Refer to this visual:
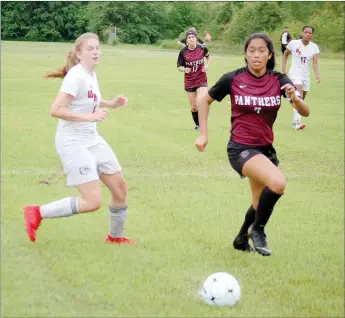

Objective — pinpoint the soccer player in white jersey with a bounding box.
[282,26,320,130]
[23,33,135,244]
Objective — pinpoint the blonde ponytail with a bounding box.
[44,32,99,79]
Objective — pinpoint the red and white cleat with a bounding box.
[24,205,42,242]
[104,234,136,245]
[292,121,306,130]
[295,123,306,130]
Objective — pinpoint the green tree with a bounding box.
[1,1,344,52]
[82,2,168,43]
[308,2,345,52]
[1,1,87,41]
[163,3,202,39]
[1,2,32,38]
[225,2,283,44]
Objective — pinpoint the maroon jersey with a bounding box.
[209,67,293,146]
[177,45,210,89]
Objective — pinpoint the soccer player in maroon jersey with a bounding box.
[177,29,213,130]
[195,33,310,256]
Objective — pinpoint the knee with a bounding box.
[119,180,128,200]
[190,99,198,112]
[113,179,128,202]
[268,177,286,194]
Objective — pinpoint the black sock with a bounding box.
[239,205,256,235]
[253,187,283,230]
[191,111,199,126]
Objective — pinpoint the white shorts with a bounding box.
[288,73,310,92]
[57,140,122,187]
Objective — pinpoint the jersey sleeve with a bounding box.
[314,44,320,55]
[60,71,83,97]
[177,50,185,67]
[203,47,210,58]
[286,40,294,52]
[208,73,233,102]
[277,73,300,99]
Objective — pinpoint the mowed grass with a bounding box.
[1,41,344,317]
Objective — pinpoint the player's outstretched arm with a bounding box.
[100,96,128,109]
[195,94,215,152]
[282,49,291,73]
[50,92,89,121]
[203,56,213,72]
[177,66,191,73]
[50,92,109,122]
[281,83,310,117]
[313,54,320,84]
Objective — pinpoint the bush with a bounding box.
[309,12,344,52]
[224,2,283,44]
[157,39,180,50]
[111,38,121,46]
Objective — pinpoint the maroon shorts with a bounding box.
[185,83,208,92]
[227,140,279,178]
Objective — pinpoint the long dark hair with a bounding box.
[244,33,276,71]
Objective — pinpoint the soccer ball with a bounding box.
[200,272,241,307]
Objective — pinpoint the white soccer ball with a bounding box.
[200,272,241,307]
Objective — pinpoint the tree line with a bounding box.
[1,1,344,52]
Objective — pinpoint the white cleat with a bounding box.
[292,121,306,130]
[295,123,306,130]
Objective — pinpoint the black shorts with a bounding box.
[227,140,279,178]
[185,83,208,92]
[281,44,287,54]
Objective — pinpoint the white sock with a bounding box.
[40,197,80,218]
[108,205,128,237]
[293,108,301,123]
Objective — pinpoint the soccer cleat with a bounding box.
[24,205,42,242]
[233,233,254,252]
[105,234,136,244]
[295,123,306,130]
[292,121,306,130]
[248,226,271,256]
[194,125,200,131]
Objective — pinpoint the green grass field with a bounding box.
[2,41,344,317]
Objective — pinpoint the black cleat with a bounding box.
[248,226,271,256]
[233,233,254,252]
[194,125,200,131]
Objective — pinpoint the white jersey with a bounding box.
[281,32,289,45]
[287,39,320,78]
[56,64,103,149]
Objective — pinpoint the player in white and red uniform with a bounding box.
[23,33,135,245]
[282,26,320,130]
